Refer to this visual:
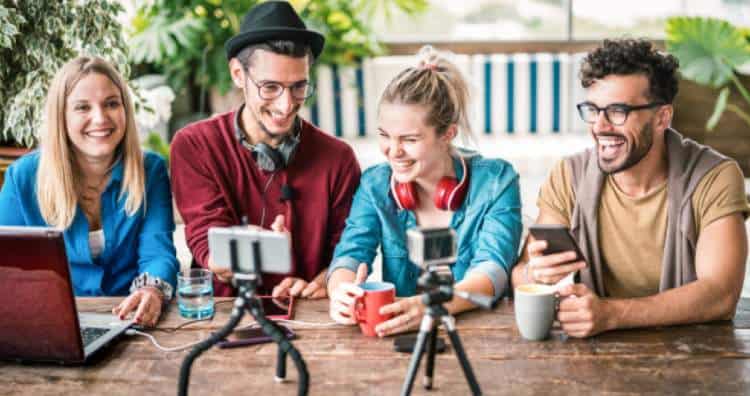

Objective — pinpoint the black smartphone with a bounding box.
[393,335,446,354]
[216,325,295,349]
[527,224,584,262]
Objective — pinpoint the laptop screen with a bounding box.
[0,226,85,363]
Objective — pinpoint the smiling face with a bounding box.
[236,50,310,142]
[377,102,454,184]
[586,74,663,174]
[65,72,126,164]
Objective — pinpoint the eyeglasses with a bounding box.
[576,102,663,126]
[246,73,314,101]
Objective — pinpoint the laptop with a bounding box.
[0,226,133,364]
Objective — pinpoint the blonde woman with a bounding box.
[0,57,178,327]
[327,46,522,337]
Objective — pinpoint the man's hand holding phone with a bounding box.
[526,240,586,284]
[527,225,587,285]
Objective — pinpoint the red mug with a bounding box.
[354,282,396,337]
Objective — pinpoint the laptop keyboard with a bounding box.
[80,327,109,347]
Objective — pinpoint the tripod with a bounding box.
[400,269,496,396]
[178,239,309,396]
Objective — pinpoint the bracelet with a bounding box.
[130,273,174,301]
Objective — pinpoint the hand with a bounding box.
[207,257,233,284]
[526,240,586,284]
[374,295,424,337]
[329,263,368,325]
[557,284,613,338]
[270,214,290,240]
[272,276,327,299]
[112,287,164,327]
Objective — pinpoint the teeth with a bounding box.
[270,112,289,121]
[598,137,624,148]
[86,129,113,137]
[392,160,415,170]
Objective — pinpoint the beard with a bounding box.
[243,77,299,142]
[596,120,654,175]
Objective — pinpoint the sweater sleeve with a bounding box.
[170,130,235,269]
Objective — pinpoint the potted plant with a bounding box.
[0,0,132,187]
[666,16,750,175]
[127,0,427,116]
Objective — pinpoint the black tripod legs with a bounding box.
[400,313,482,396]
[400,314,436,396]
[441,315,481,396]
[424,326,438,389]
[276,345,287,382]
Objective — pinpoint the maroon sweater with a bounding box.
[170,111,361,296]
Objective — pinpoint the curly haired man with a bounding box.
[512,39,750,337]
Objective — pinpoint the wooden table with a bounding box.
[5,297,750,395]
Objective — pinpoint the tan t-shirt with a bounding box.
[537,160,750,298]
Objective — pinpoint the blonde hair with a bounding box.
[379,45,473,143]
[36,56,145,229]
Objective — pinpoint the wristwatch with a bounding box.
[129,272,174,301]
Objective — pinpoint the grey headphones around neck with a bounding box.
[234,104,301,172]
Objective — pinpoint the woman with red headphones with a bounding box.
[326,46,523,337]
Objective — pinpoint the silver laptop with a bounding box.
[0,226,133,364]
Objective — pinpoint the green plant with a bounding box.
[144,132,171,164]
[666,16,750,131]
[0,0,132,147]
[128,0,427,98]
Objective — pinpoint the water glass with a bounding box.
[177,268,214,319]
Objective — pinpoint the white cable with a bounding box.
[126,319,342,352]
[125,329,208,352]
[277,319,340,328]
[234,319,340,332]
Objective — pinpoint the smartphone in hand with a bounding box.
[528,224,585,286]
[528,224,585,263]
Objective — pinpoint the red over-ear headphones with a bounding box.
[390,155,469,211]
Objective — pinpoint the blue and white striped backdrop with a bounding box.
[299,53,590,138]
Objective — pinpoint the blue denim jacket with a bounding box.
[0,151,179,296]
[328,152,522,298]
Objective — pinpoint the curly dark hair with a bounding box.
[580,39,680,104]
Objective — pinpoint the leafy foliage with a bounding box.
[0,0,131,147]
[127,0,427,97]
[666,17,750,132]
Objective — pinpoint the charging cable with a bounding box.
[125,329,207,352]
[127,319,340,352]
[234,319,339,332]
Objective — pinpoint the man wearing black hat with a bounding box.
[171,1,361,298]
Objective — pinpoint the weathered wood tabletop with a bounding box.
[4,297,750,395]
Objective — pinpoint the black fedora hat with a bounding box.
[225,1,325,60]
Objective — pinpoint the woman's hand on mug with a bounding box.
[526,240,586,285]
[329,263,368,325]
[374,295,424,337]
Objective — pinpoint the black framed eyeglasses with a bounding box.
[576,102,664,126]
[246,73,314,101]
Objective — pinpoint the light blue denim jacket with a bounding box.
[328,151,522,298]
